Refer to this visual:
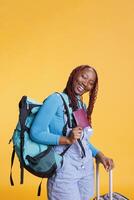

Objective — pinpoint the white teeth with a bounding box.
[78,85,84,92]
[80,85,84,89]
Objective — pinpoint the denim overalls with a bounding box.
[47,94,95,200]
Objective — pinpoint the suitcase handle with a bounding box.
[96,163,113,200]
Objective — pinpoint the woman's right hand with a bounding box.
[67,126,83,144]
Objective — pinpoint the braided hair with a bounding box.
[63,65,98,127]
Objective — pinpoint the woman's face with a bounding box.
[72,68,96,96]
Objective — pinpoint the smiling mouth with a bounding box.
[77,84,85,92]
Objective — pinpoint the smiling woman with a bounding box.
[30,65,114,200]
[63,65,99,123]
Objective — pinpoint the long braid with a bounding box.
[63,65,98,127]
[63,66,85,110]
[87,71,98,126]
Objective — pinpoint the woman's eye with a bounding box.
[82,74,87,79]
[90,82,94,86]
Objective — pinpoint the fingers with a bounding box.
[102,159,108,171]
[109,158,114,170]
[105,158,115,172]
[72,126,83,140]
[68,126,83,144]
[74,126,83,131]
[98,155,115,172]
[73,131,82,140]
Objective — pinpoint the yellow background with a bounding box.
[1,0,134,199]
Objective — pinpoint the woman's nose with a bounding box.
[82,79,88,87]
[82,80,92,91]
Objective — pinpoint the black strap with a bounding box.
[55,93,73,156]
[20,164,24,184]
[60,144,72,156]
[56,92,86,158]
[8,137,13,144]
[73,99,86,158]
[62,121,68,136]
[37,178,43,196]
[77,139,86,158]
[10,147,15,186]
[56,92,72,128]
[19,96,29,185]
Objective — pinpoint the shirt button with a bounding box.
[81,164,84,169]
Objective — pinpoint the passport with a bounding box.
[73,108,90,128]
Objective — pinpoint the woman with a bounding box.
[30,65,114,200]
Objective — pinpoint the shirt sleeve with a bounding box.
[29,93,62,145]
[88,142,100,157]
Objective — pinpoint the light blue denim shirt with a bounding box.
[30,92,100,157]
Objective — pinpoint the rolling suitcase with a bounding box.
[93,163,129,200]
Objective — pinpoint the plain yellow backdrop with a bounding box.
[0,0,134,199]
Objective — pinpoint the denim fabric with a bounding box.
[47,100,95,200]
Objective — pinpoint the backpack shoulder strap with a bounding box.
[55,92,86,158]
[55,92,72,128]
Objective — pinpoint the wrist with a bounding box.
[95,151,105,159]
[59,136,71,145]
[66,136,71,144]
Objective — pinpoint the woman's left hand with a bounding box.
[95,151,114,172]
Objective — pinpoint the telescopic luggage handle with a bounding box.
[96,162,113,200]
